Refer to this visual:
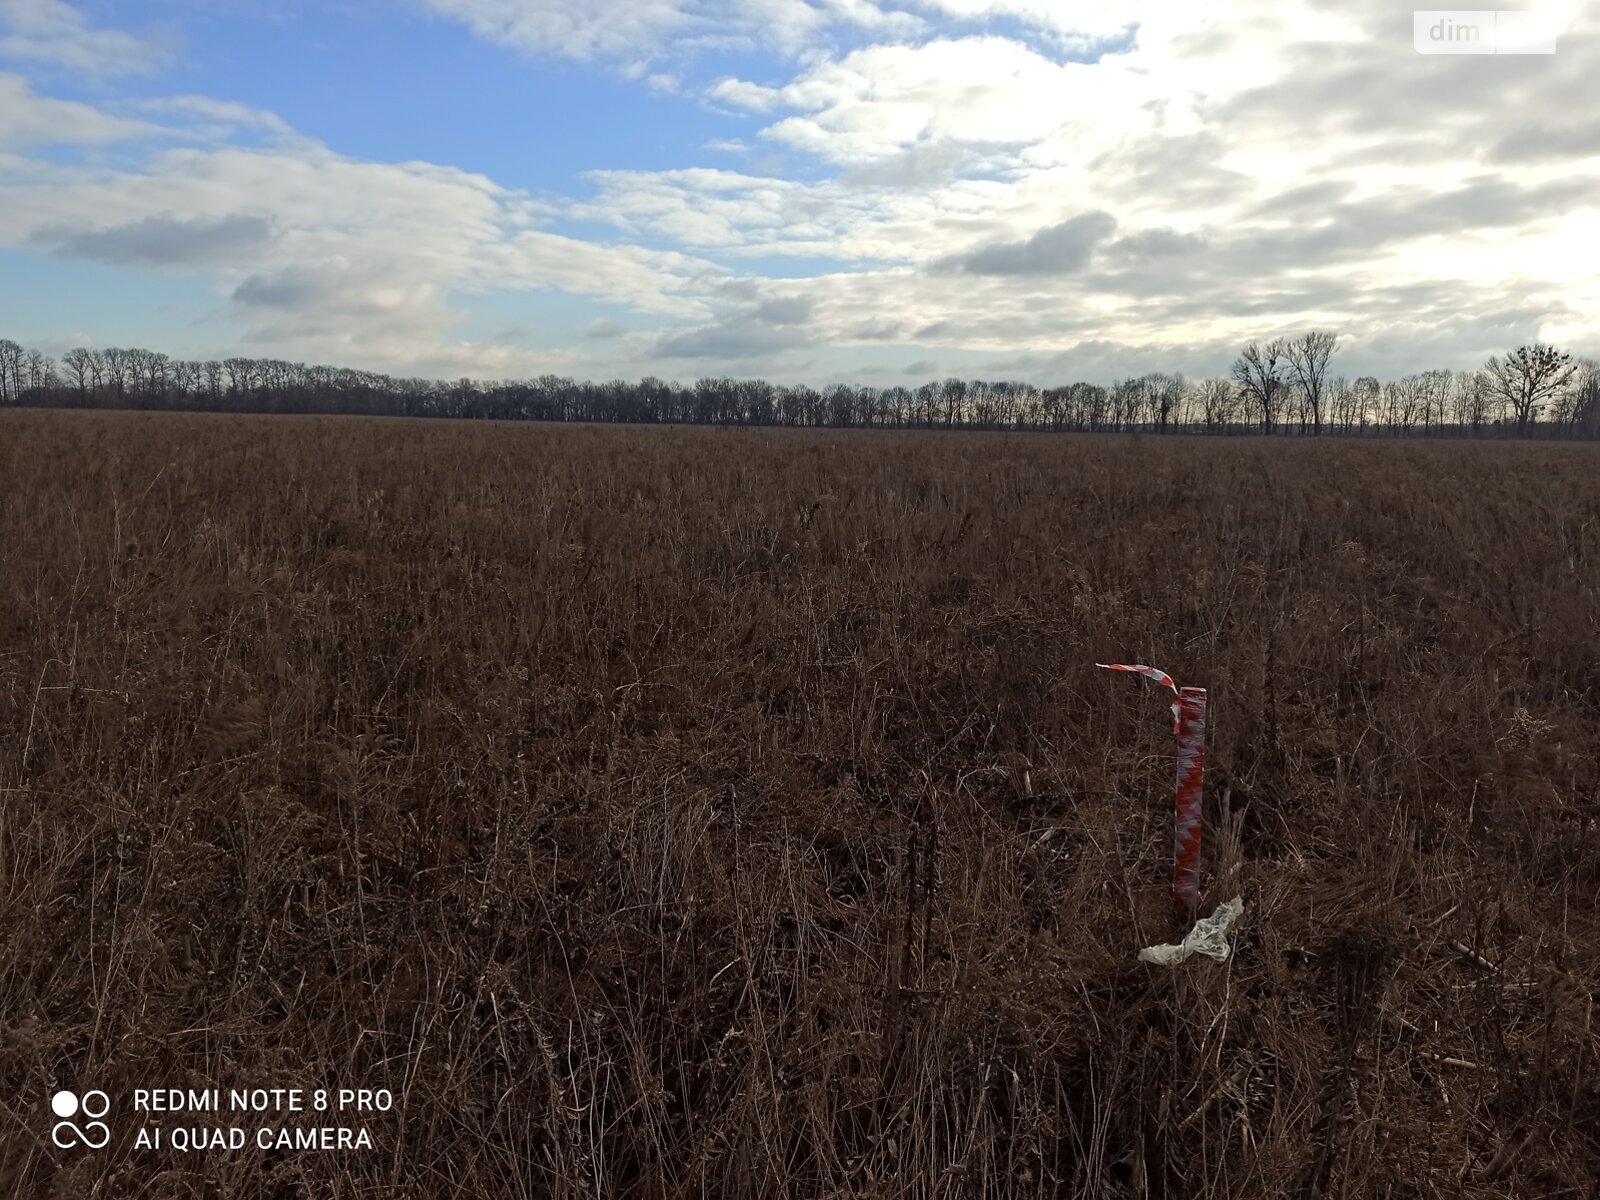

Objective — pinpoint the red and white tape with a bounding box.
[1098,663,1208,908]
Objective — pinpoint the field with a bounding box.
[2,409,1598,1198]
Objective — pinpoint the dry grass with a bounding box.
[2,409,1598,1198]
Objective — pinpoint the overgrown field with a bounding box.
[2,410,1597,1198]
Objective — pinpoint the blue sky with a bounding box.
[2,0,1597,383]
[96,3,766,190]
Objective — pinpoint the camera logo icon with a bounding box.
[51,1090,111,1149]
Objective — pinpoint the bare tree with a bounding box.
[102,347,130,403]
[172,359,202,405]
[0,339,23,403]
[1417,368,1452,434]
[1350,376,1380,433]
[3,330,1596,441]
[938,377,967,427]
[1384,374,1432,433]
[1483,343,1576,435]
[1231,338,1287,433]
[1328,376,1355,433]
[1573,360,1600,439]
[224,357,256,400]
[1285,330,1338,434]
[23,349,49,391]
[1445,370,1480,434]
[203,360,224,403]
[1196,378,1236,431]
[1155,372,1187,431]
[144,351,170,401]
[4,345,20,400]
[1109,378,1142,431]
[62,347,94,402]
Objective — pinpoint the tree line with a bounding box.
[2,332,1597,437]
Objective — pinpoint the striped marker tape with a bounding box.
[1097,663,1208,908]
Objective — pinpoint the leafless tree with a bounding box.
[938,378,967,427]
[62,347,94,401]
[1483,343,1576,435]
[0,339,23,402]
[203,360,224,402]
[1285,330,1338,434]
[1328,376,1354,432]
[23,349,50,391]
[3,329,1596,440]
[1154,372,1188,431]
[1568,359,1599,438]
[1196,378,1236,431]
[224,357,256,398]
[102,347,131,402]
[1351,377,1380,433]
[1231,338,1287,433]
[1417,368,1452,433]
[1446,370,1485,434]
[172,359,202,404]
[1383,374,1433,433]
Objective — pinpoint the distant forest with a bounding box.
[3,333,1597,438]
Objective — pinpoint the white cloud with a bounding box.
[0,71,154,146]
[713,9,1359,171]
[709,76,783,110]
[133,95,296,139]
[749,37,1139,163]
[418,0,923,63]
[421,0,694,60]
[0,0,167,76]
[576,167,888,252]
[0,104,724,371]
[571,2,1600,376]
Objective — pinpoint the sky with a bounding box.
[1,0,1597,385]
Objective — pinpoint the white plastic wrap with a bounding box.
[1138,896,1244,966]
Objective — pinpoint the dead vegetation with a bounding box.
[1,410,1597,1197]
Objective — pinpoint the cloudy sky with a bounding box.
[1,0,1596,384]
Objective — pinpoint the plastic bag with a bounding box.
[1138,896,1244,966]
